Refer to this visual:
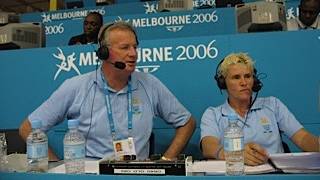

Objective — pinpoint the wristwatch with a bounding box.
[161,156,173,161]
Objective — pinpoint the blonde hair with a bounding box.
[217,52,255,78]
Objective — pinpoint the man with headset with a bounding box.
[200,52,319,166]
[19,21,196,161]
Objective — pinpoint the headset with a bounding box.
[214,57,262,92]
[96,22,139,61]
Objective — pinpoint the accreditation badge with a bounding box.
[113,137,137,160]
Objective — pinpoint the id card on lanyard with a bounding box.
[101,70,137,159]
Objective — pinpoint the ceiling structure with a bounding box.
[0,0,50,14]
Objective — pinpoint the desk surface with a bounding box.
[1,172,320,180]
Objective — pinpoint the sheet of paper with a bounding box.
[49,160,99,174]
[245,163,275,174]
[186,160,275,175]
[187,160,225,175]
[5,153,27,172]
[269,152,320,173]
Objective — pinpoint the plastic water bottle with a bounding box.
[27,119,48,172]
[64,119,85,174]
[224,114,244,176]
[0,133,8,172]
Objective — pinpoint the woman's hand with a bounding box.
[244,142,268,166]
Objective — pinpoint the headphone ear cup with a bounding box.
[252,68,262,92]
[97,22,138,61]
[96,46,109,60]
[252,76,262,92]
[214,74,227,90]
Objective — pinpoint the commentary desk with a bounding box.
[1,172,320,180]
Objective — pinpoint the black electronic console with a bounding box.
[99,154,187,176]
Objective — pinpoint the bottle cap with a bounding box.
[30,119,42,129]
[68,119,79,128]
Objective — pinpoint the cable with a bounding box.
[84,63,98,155]
[241,91,259,129]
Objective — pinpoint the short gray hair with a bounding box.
[98,21,138,47]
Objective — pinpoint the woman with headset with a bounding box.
[200,52,319,166]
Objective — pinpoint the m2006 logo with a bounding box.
[53,47,81,80]
[45,23,64,35]
[51,46,159,80]
[52,40,219,80]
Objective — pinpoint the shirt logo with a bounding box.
[53,47,81,80]
[132,98,142,115]
[260,117,272,133]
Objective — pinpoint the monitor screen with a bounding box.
[66,1,84,9]
[215,0,243,8]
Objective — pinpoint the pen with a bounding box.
[267,158,283,173]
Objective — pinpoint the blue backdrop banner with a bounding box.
[1,30,319,158]
[44,8,235,47]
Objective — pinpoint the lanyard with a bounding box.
[100,70,133,140]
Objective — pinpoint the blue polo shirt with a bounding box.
[200,96,302,154]
[29,67,191,160]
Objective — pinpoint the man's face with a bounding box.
[83,14,102,37]
[299,0,320,27]
[107,29,138,73]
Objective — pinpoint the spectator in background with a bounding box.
[287,0,320,30]
[68,12,103,45]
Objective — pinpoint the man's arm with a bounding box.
[291,128,319,152]
[19,118,59,161]
[162,117,196,160]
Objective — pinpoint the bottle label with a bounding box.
[27,142,48,159]
[224,137,244,151]
[64,144,85,160]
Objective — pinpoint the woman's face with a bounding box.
[225,64,254,103]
